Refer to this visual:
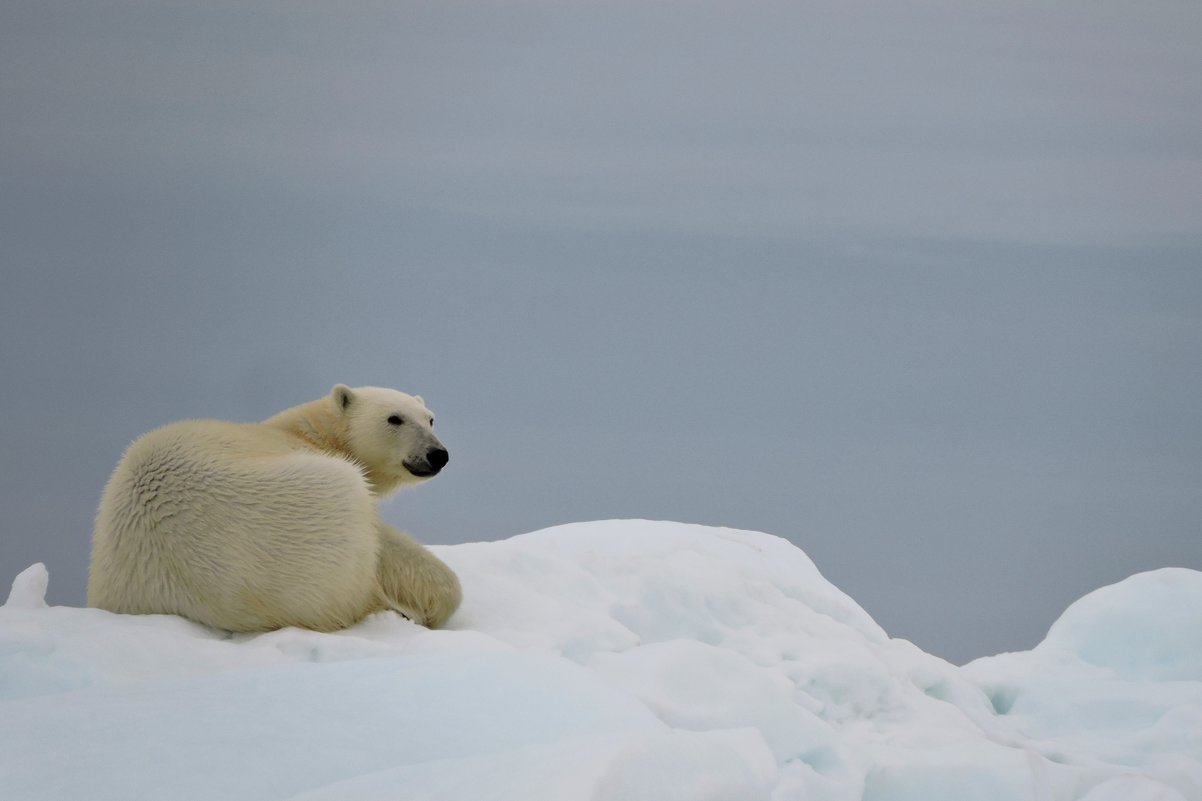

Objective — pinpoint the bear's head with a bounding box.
[332,384,448,494]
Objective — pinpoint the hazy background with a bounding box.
[2,1,1200,664]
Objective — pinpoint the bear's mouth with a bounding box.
[403,462,442,478]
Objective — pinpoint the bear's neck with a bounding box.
[263,398,394,497]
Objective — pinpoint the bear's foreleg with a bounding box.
[375,523,462,628]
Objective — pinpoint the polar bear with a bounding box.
[87,385,462,632]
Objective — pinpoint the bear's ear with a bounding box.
[332,384,355,411]
[413,394,425,405]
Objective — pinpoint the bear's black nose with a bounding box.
[427,448,449,471]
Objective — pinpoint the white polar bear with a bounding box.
[88,385,462,632]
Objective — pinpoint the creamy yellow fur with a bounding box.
[88,385,461,632]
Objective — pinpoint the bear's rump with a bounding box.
[93,429,382,631]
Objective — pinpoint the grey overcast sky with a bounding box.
[2,1,1200,664]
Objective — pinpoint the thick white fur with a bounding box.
[88,385,462,632]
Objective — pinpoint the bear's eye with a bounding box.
[428,417,435,427]
[387,415,404,426]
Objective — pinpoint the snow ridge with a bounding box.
[2,520,1199,800]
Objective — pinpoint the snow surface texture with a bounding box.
[2,520,1199,801]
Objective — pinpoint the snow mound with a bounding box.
[1039,567,1202,682]
[2,520,1199,801]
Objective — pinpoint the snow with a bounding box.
[2,520,1199,801]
